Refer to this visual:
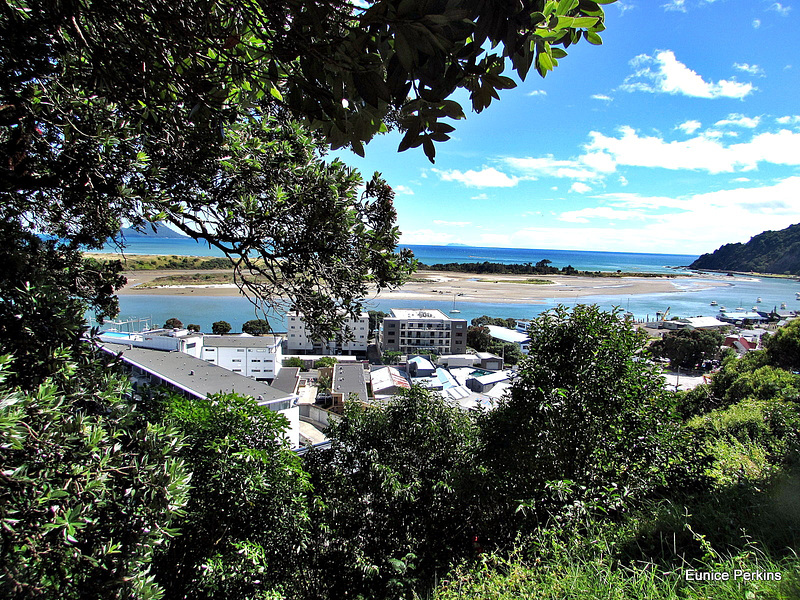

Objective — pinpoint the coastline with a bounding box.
[118,268,728,304]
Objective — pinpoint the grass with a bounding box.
[85,253,232,271]
[479,278,555,285]
[431,547,800,600]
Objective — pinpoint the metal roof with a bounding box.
[99,342,292,403]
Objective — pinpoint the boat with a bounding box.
[718,306,727,312]
[756,297,762,303]
[710,300,718,306]
[781,302,787,309]
[449,295,461,314]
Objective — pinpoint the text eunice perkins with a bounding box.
[684,570,782,582]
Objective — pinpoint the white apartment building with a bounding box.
[285,311,370,355]
[98,330,284,381]
[200,335,283,381]
[381,309,468,355]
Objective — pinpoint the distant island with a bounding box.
[690,223,800,276]
[119,222,187,239]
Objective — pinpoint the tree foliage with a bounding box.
[650,328,724,369]
[0,350,191,599]
[242,319,271,336]
[480,306,701,533]
[690,222,800,275]
[148,393,310,599]
[211,320,232,335]
[164,317,183,329]
[764,318,800,370]
[303,387,484,599]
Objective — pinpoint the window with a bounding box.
[251,369,261,373]
[186,342,196,349]
[233,369,242,372]
[251,359,261,363]
[237,349,245,353]
[232,359,242,363]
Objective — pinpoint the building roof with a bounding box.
[485,325,529,343]
[390,308,452,320]
[370,366,411,393]
[681,316,728,328]
[475,351,503,361]
[409,356,436,371]
[719,311,767,320]
[474,371,512,386]
[99,342,292,403]
[332,363,368,403]
[272,367,301,394]
[201,334,282,348]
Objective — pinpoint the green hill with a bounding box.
[690,223,800,275]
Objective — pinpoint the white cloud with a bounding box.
[503,156,608,180]
[487,177,800,254]
[753,18,761,28]
[733,62,764,76]
[559,206,647,223]
[621,50,755,99]
[393,185,414,195]
[677,120,702,134]
[583,126,800,173]
[432,220,471,227]
[777,115,800,125]
[770,2,792,16]
[592,94,613,101]
[470,193,489,200]
[618,175,629,186]
[432,167,520,188]
[527,90,547,97]
[733,177,750,182]
[663,0,686,11]
[714,113,761,128]
[570,182,592,194]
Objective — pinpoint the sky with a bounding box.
[332,0,800,256]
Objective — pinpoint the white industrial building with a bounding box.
[285,310,370,355]
[485,325,530,355]
[200,335,283,380]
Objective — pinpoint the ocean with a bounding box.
[94,239,800,332]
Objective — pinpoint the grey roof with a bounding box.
[99,342,291,403]
[272,367,301,394]
[201,335,282,348]
[332,363,368,403]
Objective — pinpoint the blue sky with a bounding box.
[333,0,800,255]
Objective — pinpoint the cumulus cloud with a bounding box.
[432,167,520,187]
[583,126,800,173]
[677,120,702,134]
[733,62,764,76]
[393,185,414,195]
[714,113,761,128]
[777,115,800,125]
[620,50,755,99]
[570,182,592,194]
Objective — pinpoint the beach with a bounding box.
[118,269,727,304]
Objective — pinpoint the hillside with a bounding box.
[119,222,187,239]
[690,223,800,275]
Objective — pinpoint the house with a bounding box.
[370,366,411,396]
[327,363,369,410]
[381,309,468,355]
[285,310,370,356]
[99,342,300,447]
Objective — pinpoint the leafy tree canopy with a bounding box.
[211,320,232,335]
[164,317,184,329]
[650,328,724,370]
[242,318,271,335]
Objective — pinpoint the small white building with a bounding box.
[285,311,370,355]
[485,325,530,355]
[97,329,204,357]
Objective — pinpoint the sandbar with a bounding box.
[118,269,727,304]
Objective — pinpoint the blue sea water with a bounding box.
[95,239,800,332]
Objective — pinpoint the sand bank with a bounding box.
[118,269,726,304]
